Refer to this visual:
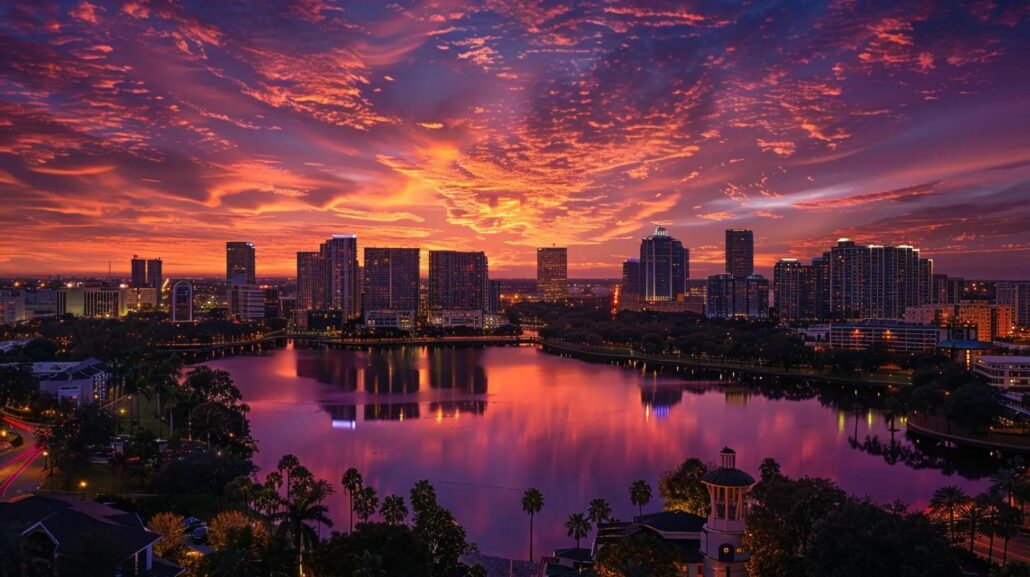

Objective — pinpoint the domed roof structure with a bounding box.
[701,447,756,487]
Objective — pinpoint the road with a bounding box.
[0,415,46,498]
[967,532,1030,566]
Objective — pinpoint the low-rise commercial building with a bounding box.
[828,320,949,353]
[29,358,110,404]
[904,302,1014,342]
[972,355,1030,389]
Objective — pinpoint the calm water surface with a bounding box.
[206,343,989,558]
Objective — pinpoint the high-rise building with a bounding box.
[536,247,568,302]
[488,279,502,314]
[229,274,265,321]
[297,251,328,311]
[725,229,754,278]
[826,239,932,319]
[621,258,641,297]
[428,251,489,313]
[996,282,1030,327]
[130,256,163,307]
[363,248,420,316]
[323,235,360,318]
[905,303,1014,342]
[932,274,965,305]
[706,274,769,319]
[640,226,689,301]
[295,235,361,319]
[226,242,256,285]
[773,259,808,322]
[171,281,193,323]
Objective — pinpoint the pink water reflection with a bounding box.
[207,343,989,559]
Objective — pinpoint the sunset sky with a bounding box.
[1,0,1028,279]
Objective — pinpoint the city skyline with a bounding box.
[0,1,1028,279]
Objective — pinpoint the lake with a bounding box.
[206,342,991,559]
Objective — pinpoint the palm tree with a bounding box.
[522,488,544,562]
[929,485,969,543]
[380,495,408,525]
[342,468,363,532]
[991,468,1020,509]
[630,480,652,516]
[960,496,985,553]
[565,513,591,550]
[588,498,613,525]
[354,486,379,524]
[977,492,1001,564]
[996,503,1022,564]
[273,486,333,577]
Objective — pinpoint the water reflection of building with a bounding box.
[430,400,487,418]
[640,387,682,418]
[327,405,357,429]
[365,402,420,422]
[364,349,420,394]
[428,348,488,394]
[296,351,361,391]
[639,381,735,417]
[324,400,487,428]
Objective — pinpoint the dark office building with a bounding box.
[363,248,420,314]
[622,258,642,296]
[226,242,256,285]
[725,229,754,278]
[428,251,489,311]
[706,273,769,319]
[130,256,162,290]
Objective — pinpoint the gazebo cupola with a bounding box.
[700,447,756,576]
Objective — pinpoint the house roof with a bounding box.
[29,358,108,381]
[632,510,706,533]
[0,494,162,564]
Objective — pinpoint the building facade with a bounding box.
[428,250,489,316]
[130,256,163,308]
[537,247,569,302]
[706,274,769,319]
[363,247,420,319]
[323,235,361,318]
[828,320,948,353]
[973,356,1030,389]
[725,229,754,278]
[904,303,1014,342]
[996,282,1030,327]
[640,226,689,302]
[229,276,265,321]
[226,241,256,285]
[58,285,128,318]
[171,280,193,322]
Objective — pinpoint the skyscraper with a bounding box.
[640,226,689,301]
[428,251,489,312]
[996,282,1030,327]
[363,248,420,314]
[827,239,932,319]
[773,258,804,322]
[706,274,769,319]
[536,247,568,302]
[622,258,641,297]
[322,235,360,318]
[130,256,163,308]
[297,251,328,311]
[725,229,754,278]
[226,242,256,285]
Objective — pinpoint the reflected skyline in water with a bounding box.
[208,344,993,559]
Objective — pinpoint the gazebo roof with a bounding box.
[701,467,756,487]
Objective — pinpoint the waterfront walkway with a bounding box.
[541,339,911,386]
